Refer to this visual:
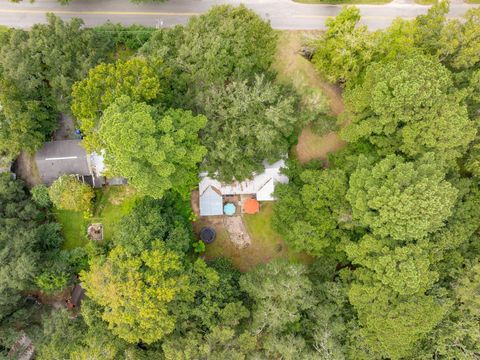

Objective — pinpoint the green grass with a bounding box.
[55,185,139,249]
[204,203,312,272]
[55,209,88,250]
[293,0,391,3]
[415,0,436,4]
[92,186,139,241]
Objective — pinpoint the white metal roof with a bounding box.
[199,186,224,216]
[199,159,288,202]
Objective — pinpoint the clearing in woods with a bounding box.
[272,30,347,165]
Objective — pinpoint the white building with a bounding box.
[198,159,289,216]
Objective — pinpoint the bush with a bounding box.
[31,184,51,208]
[49,175,94,212]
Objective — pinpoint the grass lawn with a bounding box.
[56,185,139,249]
[92,186,139,241]
[55,209,88,250]
[294,0,390,3]
[414,0,436,4]
[272,31,346,164]
[203,203,312,272]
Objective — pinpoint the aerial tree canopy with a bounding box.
[240,260,314,333]
[312,7,374,84]
[273,167,352,257]
[48,175,94,212]
[346,154,458,241]
[342,54,476,166]
[178,5,277,92]
[0,174,64,320]
[198,75,299,181]
[0,15,109,160]
[71,57,166,151]
[81,239,196,344]
[98,96,207,198]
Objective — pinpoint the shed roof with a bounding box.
[199,186,223,216]
[35,140,91,185]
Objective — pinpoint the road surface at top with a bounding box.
[0,0,477,30]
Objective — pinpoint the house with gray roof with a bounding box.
[35,140,106,187]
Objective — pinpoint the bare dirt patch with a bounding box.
[295,128,347,164]
[273,31,347,165]
[223,216,251,248]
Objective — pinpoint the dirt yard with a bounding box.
[197,203,312,272]
[273,31,347,164]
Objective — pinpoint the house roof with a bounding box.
[35,140,91,185]
[199,159,288,201]
[199,186,223,216]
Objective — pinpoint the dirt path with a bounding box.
[274,31,347,164]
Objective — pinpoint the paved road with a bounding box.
[0,0,477,30]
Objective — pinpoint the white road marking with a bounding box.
[45,156,78,161]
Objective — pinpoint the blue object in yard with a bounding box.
[223,203,236,216]
[75,129,81,135]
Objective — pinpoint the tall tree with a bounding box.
[178,5,277,96]
[48,175,94,212]
[341,54,476,166]
[273,167,352,256]
[81,240,194,344]
[346,154,458,241]
[198,75,299,181]
[0,174,63,320]
[98,96,207,198]
[71,57,166,151]
[312,7,374,84]
[0,15,109,160]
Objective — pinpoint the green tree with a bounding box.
[0,174,63,320]
[346,154,458,241]
[0,15,109,160]
[273,167,351,256]
[178,5,276,94]
[342,54,476,165]
[198,75,299,181]
[81,240,194,344]
[240,260,314,333]
[348,283,448,360]
[98,96,207,198]
[312,7,374,84]
[48,175,94,212]
[114,196,193,254]
[71,57,165,151]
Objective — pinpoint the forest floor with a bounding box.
[14,151,42,188]
[55,185,138,249]
[272,30,346,165]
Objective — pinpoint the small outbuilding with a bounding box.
[243,198,260,214]
[199,186,223,216]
